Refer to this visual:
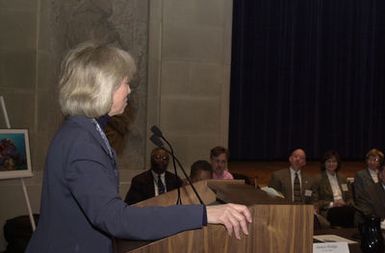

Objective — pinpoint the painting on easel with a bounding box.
[0,129,32,179]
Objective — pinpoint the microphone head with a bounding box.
[150,125,163,137]
[150,134,164,147]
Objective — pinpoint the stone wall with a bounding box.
[0,0,233,250]
[0,0,149,250]
[0,1,41,249]
[147,0,233,168]
[49,0,149,170]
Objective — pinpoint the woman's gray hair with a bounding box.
[58,42,136,117]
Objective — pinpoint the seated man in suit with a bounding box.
[354,148,384,225]
[269,148,317,204]
[125,147,183,205]
[269,148,327,229]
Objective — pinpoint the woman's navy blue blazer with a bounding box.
[26,116,205,253]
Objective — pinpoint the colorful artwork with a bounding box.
[0,129,32,179]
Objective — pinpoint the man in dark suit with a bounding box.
[125,147,183,204]
[269,148,317,204]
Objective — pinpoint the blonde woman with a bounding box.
[26,42,251,253]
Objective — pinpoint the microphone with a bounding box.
[150,125,163,138]
[150,126,181,204]
[149,130,204,205]
[151,125,174,154]
[149,134,164,148]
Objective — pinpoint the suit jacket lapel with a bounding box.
[146,170,156,197]
[336,173,349,200]
[285,169,293,202]
[69,116,113,159]
[165,171,180,191]
[322,172,333,198]
[165,172,172,191]
[365,169,376,183]
[377,184,385,209]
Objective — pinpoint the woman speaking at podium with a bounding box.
[26,42,252,253]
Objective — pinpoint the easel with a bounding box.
[0,96,36,231]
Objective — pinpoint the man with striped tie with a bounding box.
[125,147,183,205]
[269,148,317,204]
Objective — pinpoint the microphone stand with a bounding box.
[150,135,181,204]
[150,134,204,205]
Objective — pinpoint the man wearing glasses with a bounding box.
[125,147,182,204]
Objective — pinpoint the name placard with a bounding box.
[313,242,349,253]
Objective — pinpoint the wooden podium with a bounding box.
[115,180,314,253]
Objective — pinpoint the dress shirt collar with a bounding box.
[151,170,166,196]
[290,167,301,176]
[326,170,337,179]
[368,168,379,183]
[151,170,165,181]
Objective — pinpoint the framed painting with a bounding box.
[0,129,32,179]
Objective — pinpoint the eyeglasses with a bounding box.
[154,155,169,161]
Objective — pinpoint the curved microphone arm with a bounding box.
[150,134,181,204]
[167,141,181,204]
[161,147,205,205]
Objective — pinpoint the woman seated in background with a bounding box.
[316,150,355,227]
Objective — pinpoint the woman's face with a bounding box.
[367,155,381,170]
[325,156,338,173]
[109,77,131,116]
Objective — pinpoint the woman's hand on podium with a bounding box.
[206,203,252,239]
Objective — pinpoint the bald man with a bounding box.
[269,148,318,204]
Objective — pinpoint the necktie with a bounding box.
[293,172,302,203]
[157,175,165,195]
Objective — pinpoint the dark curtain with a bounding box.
[229,0,385,160]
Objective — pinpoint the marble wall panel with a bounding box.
[163,0,225,27]
[162,24,224,62]
[0,49,36,89]
[0,0,37,10]
[0,8,36,49]
[160,96,221,133]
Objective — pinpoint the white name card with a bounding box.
[305,189,313,197]
[313,242,349,253]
